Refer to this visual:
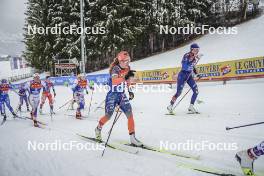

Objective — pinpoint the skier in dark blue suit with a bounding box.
[0,79,17,120]
[167,43,202,114]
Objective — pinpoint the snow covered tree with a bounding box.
[23,0,57,71]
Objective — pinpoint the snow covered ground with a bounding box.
[0,78,263,176]
[93,13,264,74]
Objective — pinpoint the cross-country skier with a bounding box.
[236,141,264,176]
[39,76,56,114]
[71,74,91,119]
[25,73,44,127]
[94,51,142,146]
[167,43,202,114]
[0,79,17,120]
[17,83,30,112]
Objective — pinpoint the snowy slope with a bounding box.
[0,78,264,176]
[93,13,264,74]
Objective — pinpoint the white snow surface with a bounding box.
[93,13,264,74]
[0,78,264,176]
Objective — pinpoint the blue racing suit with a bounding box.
[174,52,199,104]
[0,82,15,115]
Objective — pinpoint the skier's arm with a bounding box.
[111,66,125,85]
[9,83,20,95]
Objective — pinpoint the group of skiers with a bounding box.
[0,43,263,176]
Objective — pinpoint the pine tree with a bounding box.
[23,0,56,71]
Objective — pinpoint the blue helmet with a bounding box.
[190,43,200,50]
[1,79,8,84]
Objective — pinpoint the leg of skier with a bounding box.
[17,96,23,112]
[186,75,199,113]
[24,95,30,111]
[236,141,264,176]
[95,93,116,140]
[4,95,17,117]
[29,95,40,127]
[0,99,6,121]
[167,71,186,113]
[39,93,47,114]
[119,94,142,146]
[47,93,54,114]
[76,94,85,119]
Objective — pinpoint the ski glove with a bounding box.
[129,91,134,100]
[125,70,136,80]
[89,86,94,91]
[196,74,203,79]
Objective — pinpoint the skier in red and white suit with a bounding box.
[39,76,56,114]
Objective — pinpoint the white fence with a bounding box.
[0,60,33,82]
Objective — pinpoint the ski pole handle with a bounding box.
[226,122,264,131]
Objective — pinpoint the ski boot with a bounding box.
[167,96,176,114]
[167,104,174,114]
[76,111,82,119]
[130,133,143,147]
[3,115,7,121]
[33,120,39,127]
[188,104,199,114]
[12,112,18,118]
[236,149,256,176]
[95,126,102,141]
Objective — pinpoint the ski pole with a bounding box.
[101,95,125,157]
[58,99,73,109]
[87,90,94,117]
[172,76,202,111]
[101,108,123,157]
[226,122,264,131]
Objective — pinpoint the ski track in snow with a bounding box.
[0,78,264,176]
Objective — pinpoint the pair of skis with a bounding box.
[165,111,200,116]
[77,133,238,176]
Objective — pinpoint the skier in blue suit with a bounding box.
[167,43,202,114]
[0,79,17,120]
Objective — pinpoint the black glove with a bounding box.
[196,74,202,79]
[86,90,89,94]
[125,70,136,80]
[129,92,134,100]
